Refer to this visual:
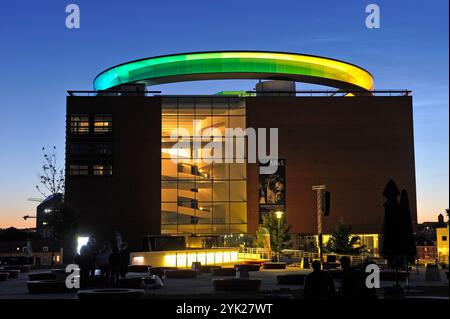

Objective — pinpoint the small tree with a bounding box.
[36,146,78,264]
[36,146,65,200]
[255,227,269,249]
[326,218,364,254]
[257,213,291,254]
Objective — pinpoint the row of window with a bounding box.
[70,114,112,134]
[69,164,113,176]
[18,246,48,252]
[69,143,113,156]
[161,224,247,235]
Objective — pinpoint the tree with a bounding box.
[255,227,269,249]
[36,146,78,264]
[326,218,364,254]
[256,213,291,254]
[36,146,65,199]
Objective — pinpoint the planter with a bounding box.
[234,264,260,272]
[77,288,145,299]
[243,260,266,266]
[128,265,152,273]
[29,272,57,281]
[150,267,177,278]
[0,272,9,281]
[27,280,69,294]
[262,262,287,270]
[200,265,222,273]
[4,265,31,273]
[51,269,69,281]
[213,278,261,291]
[164,269,198,279]
[211,268,236,276]
[277,274,306,285]
[118,277,143,289]
[6,270,20,278]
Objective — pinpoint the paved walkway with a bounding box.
[0,267,448,299]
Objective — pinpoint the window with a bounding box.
[69,164,89,176]
[93,164,113,176]
[94,143,112,155]
[94,115,112,134]
[69,143,89,155]
[161,97,247,236]
[70,115,89,134]
[42,246,49,252]
[442,236,447,241]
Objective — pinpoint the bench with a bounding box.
[29,272,57,281]
[5,269,20,278]
[200,265,222,273]
[234,264,260,271]
[128,265,152,273]
[262,262,287,270]
[211,267,236,276]
[27,280,69,294]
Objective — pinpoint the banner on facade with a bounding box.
[259,159,286,223]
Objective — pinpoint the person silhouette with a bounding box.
[119,243,129,279]
[109,246,121,286]
[339,256,361,299]
[304,260,336,299]
[339,256,377,299]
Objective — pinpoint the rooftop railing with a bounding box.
[67,89,411,97]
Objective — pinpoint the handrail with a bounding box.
[68,89,411,97]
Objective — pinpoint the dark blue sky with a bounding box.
[0,0,448,227]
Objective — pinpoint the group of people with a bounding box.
[304,257,377,299]
[74,238,130,288]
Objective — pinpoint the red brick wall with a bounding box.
[246,96,417,235]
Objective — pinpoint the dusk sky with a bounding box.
[0,0,448,228]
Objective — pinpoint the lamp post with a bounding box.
[312,185,327,263]
[275,211,284,262]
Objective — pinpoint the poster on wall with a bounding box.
[259,159,286,223]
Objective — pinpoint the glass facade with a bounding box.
[161,97,247,236]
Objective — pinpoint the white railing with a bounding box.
[238,247,270,260]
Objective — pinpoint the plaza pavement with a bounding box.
[0,267,448,299]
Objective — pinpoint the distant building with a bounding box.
[36,193,63,239]
[0,227,62,266]
[436,226,449,265]
[416,214,447,243]
[416,241,437,262]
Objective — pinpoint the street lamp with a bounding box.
[274,211,284,262]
